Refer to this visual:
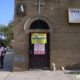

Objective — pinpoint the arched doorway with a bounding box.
[29,19,50,69]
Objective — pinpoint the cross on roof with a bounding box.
[35,0,45,14]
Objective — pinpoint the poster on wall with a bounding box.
[34,44,45,55]
[31,33,47,44]
[68,8,80,23]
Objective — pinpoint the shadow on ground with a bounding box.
[64,70,80,75]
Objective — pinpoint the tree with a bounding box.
[0,20,14,47]
[0,25,6,38]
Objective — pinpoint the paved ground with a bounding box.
[0,50,80,80]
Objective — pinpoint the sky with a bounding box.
[0,0,14,26]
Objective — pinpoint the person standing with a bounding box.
[0,43,5,69]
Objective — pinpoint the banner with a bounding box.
[31,33,47,44]
[34,44,45,55]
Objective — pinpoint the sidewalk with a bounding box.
[0,51,80,80]
[0,70,80,80]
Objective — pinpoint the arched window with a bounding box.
[29,19,49,29]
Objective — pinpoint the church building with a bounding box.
[14,0,80,71]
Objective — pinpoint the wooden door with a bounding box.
[29,33,50,69]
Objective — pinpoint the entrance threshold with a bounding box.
[29,67,50,71]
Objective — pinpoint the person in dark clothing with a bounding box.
[0,43,5,69]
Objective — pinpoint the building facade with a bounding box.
[14,0,80,71]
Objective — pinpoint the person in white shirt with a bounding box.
[0,43,5,69]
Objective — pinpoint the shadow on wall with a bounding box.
[65,62,80,70]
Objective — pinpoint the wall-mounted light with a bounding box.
[16,3,26,16]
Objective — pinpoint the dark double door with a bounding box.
[29,33,50,69]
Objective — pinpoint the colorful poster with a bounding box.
[34,44,45,55]
[31,33,47,44]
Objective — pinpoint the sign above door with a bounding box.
[31,33,47,44]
